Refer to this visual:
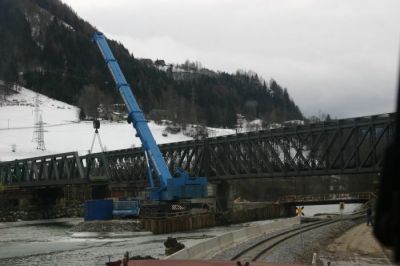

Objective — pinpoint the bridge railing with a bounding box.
[0,152,86,186]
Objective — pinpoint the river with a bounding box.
[0,203,362,265]
[0,218,270,265]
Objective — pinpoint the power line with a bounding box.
[32,93,41,142]
[35,114,47,151]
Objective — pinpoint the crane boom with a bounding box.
[93,32,207,201]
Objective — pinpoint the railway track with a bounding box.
[231,213,364,262]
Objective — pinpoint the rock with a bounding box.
[164,237,185,255]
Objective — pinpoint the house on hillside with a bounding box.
[97,103,127,121]
[110,111,126,122]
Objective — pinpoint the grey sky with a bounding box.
[62,0,399,118]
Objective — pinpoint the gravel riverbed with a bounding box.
[70,220,142,233]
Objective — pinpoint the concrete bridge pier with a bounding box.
[32,187,64,205]
[31,188,64,218]
[216,181,235,212]
[0,186,85,221]
[91,184,109,199]
[0,189,32,211]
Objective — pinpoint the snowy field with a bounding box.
[0,87,234,162]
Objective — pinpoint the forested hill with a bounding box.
[0,0,303,127]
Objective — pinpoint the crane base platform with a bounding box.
[141,212,215,234]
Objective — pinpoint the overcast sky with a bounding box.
[62,0,399,118]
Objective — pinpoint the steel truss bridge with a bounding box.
[0,113,395,188]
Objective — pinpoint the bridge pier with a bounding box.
[216,181,236,212]
[0,186,85,222]
[91,184,109,199]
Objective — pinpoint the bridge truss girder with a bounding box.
[0,113,394,187]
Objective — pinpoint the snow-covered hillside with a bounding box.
[0,87,234,162]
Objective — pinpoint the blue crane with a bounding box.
[93,32,207,201]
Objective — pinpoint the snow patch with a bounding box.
[59,20,75,32]
[0,86,232,162]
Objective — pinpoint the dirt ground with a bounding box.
[318,223,395,266]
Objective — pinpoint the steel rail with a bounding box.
[231,214,363,262]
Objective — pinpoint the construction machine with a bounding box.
[92,32,208,216]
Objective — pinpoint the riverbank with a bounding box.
[0,215,284,265]
[0,217,82,229]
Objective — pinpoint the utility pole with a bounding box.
[35,114,46,151]
[32,93,40,142]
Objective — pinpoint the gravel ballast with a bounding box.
[212,218,361,264]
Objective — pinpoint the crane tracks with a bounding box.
[231,214,363,262]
